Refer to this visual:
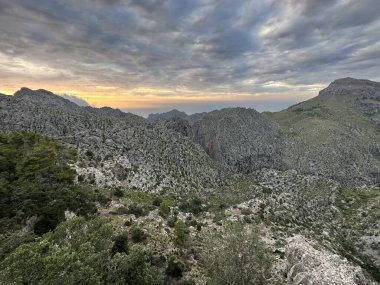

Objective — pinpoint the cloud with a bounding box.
[59,94,90,106]
[0,0,379,112]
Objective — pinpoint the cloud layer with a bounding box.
[0,0,379,115]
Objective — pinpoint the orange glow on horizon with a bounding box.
[1,80,317,111]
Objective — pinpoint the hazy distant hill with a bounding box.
[147,109,188,123]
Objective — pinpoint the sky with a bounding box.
[0,0,379,116]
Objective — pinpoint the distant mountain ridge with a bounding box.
[147,109,188,123]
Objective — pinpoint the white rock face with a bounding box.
[286,235,376,285]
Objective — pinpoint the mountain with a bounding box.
[0,88,230,193]
[269,77,380,186]
[147,109,189,123]
[150,108,285,173]
[1,79,380,284]
[189,108,284,173]
[152,77,380,186]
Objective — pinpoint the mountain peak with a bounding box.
[13,87,82,110]
[15,87,57,98]
[147,109,188,123]
[330,77,380,86]
[319,77,380,97]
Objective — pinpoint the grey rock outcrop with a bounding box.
[286,235,376,285]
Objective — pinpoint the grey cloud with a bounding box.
[0,0,379,101]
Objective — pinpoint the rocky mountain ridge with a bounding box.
[151,78,380,186]
[0,88,231,193]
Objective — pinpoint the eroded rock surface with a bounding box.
[286,236,376,285]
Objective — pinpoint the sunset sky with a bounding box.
[0,0,379,116]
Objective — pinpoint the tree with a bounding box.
[174,220,189,247]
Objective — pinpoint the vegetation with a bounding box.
[174,220,189,247]
[204,223,273,285]
[1,131,377,284]
[166,257,186,278]
[0,217,164,285]
[130,227,148,243]
[0,132,98,234]
[179,197,204,215]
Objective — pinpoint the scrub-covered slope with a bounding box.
[0,88,230,193]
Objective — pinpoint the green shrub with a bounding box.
[0,217,164,285]
[127,203,146,217]
[179,198,204,215]
[130,227,147,243]
[241,208,252,215]
[124,219,133,227]
[113,188,124,198]
[174,220,189,247]
[243,215,253,224]
[112,232,129,255]
[204,223,273,285]
[107,247,164,285]
[188,219,197,227]
[0,132,98,234]
[167,216,178,228]
[165,257,186,278]
[116,206,129,215]
[85,149,94,158]
[159,203,171,218]
[152,197,161,207]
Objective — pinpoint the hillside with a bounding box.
[0,88,231,193]
[153,78,380,186]
[189,108,284,172]
[269,77,380,186]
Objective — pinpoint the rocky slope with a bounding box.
[270,77,380,186]
[151,108,285,172]
[0,88,230,193]
[189,108,284,173]
[152,78,380,186]
[286,235,375,285]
